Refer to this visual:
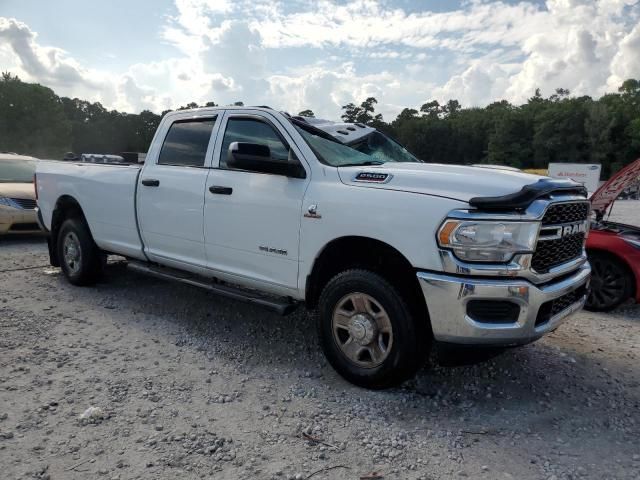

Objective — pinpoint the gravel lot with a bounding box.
[1,201,639,480]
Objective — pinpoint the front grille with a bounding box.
[531,232,585,273]
[531,202,589,273]
[10,198,37,210]
[536,285,587,327]
[541,202,589,225]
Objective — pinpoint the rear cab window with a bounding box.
[158,117,217,167]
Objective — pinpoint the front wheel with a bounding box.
[317,269,427,389]
[585,251,633,312]
[57,217,103,286]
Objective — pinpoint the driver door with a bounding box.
[203,111,309,294]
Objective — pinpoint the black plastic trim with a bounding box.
[467,300,520,324]
[209,185,233,195]
[469,178,587,211]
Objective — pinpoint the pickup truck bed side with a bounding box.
[37,162,145,260]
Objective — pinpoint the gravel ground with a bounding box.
[1,201,639,480]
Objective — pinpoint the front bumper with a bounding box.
[417,263,590,346]
[0,206,41,235]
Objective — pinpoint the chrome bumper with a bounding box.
[417,263,590,345]
[0,206,40,234]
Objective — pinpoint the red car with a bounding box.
[585,158,640,311]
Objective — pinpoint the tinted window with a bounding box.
[158,118,216,167]
[220,118,289,168]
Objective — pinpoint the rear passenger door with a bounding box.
[137,115,219,272]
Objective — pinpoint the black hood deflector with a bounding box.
[469,178,587,211]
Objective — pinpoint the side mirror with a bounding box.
[227,142,305,178]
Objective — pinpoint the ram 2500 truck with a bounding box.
[35,107,591,388]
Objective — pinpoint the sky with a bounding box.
[0,0,639,120]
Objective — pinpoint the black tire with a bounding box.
[585,251,633,312]
[57,217,103,286]
[317,269,427,389]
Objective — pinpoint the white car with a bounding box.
[35,107,591,388]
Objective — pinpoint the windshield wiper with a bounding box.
[339,161,385,167]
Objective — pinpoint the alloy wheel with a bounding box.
[331,292,393,368]
[63,231,82,275]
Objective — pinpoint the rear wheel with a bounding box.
[57,217,103,286]
[317,269,427,389]
[585,251,632,312]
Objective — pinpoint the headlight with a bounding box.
[438,220,540,262]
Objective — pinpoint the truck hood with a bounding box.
[590,157,640,216]
[337,163,547,203]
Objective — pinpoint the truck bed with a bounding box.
[36,161,146,260]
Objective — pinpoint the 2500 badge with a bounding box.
[259,245,288,256]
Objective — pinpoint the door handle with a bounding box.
[141,179,160,187]
[209,186,233,195]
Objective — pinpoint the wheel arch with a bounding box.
[49,195,91,267]
[305,235,430,330]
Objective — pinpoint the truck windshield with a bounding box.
[293,124,420,167]
[0,158,36,183]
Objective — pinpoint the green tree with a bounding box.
[0,73,72,157]
[178,102,200,110]
[532,96,590,167]
[442,99,461,117]
[395,108,419,122]
[2,73,640,176]
[420,100,441,118]
[341,97,384,125]
[626,118,640,151]
[487,109,533,168]
[298,109,315,117]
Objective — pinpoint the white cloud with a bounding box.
[0,16,237,113]
[503,0,635,103]
[433,63,511,107]
[0,17,103,94]
[1,0,640,119]
[163,0,640,113]
[252,0,548,51]
[265,63,434,120]
[607,23,640,90]
[0,17,163,111]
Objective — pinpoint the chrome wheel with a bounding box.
[332,292,393,368]
[62,232,82,275]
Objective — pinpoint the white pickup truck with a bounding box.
[35,106,591,388]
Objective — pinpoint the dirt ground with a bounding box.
[1,202,639,480]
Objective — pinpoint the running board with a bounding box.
[127,262,299,315]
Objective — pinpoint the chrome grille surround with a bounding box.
[439,194,590,284]
[531,201,590,274]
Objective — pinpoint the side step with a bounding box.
[127,261,299,315]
